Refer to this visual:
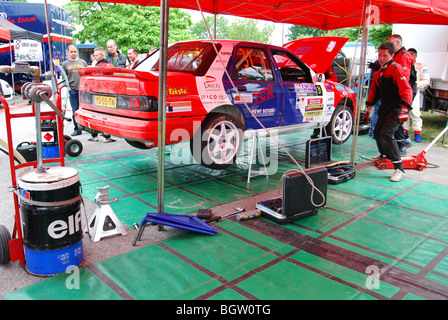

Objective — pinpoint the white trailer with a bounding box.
[393,24,448,113]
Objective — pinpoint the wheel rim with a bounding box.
[205,120,240,165]
[333,109,353,142]
[69,144,81,154]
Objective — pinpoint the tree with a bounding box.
[286,24,392,48]
[63,2,194,53]
[228,18,274,43]
[368,24,393,48]
[190,15,229,39]
[287,25,324,40]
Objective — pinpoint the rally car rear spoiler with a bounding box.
[79,67,158,81]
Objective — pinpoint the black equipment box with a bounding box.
[327,163,356,185]
[16,142,37,162]
[305,136,332,168]
[256,167,328,224]
[305,136,356,185]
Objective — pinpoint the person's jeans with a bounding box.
[369,100,381,136]
[69,89,80,131]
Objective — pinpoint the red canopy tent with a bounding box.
[74,0,448,215]
[76,0,448,30]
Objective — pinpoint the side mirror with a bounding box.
[313,73,325,83]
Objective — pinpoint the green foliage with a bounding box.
[190,15,275,43]
[368,24,393,48]
[228,18,274,43]
[189,15,229,39]
[287,25,325,40]
[286,24,392,48]
[63,2,194,53]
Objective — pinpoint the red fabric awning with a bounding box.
[75,0,448,30]
[0,28,11,42]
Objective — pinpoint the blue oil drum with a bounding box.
[18,167,83,276]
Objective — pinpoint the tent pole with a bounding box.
[157,0,169,216]
[43,0,54,77]
[9,40,15,104]
[43,0,58,96]
[350,0,370,165]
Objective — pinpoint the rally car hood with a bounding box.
[283,37,349,74]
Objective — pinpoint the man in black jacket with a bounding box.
[365,41,413,182]
[106,39,127,68]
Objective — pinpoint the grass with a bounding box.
[415,111,448,148]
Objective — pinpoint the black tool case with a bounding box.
[327,163,356,184]
[16,142,37,162]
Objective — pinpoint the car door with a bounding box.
[224,45,284,130]
[270,49,327,127]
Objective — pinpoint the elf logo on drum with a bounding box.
[47,211,82,239]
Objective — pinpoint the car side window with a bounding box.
[272,50,311,83]
[231,47,274,82]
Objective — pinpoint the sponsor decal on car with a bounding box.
[233,93,254,104]
[168,87,189,96]
[253,84,275,106]
[295,83,318,96]
[167,101,192,113]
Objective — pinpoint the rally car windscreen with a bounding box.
[137,42,220,76]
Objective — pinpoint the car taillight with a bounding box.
[117,95,158,112]
[80,91,92,105]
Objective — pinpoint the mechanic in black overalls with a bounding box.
[364,41,413,182]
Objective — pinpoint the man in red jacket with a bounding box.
[388,34,415,151]
[365,41,413,182]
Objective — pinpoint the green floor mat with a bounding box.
[6,131,448,300]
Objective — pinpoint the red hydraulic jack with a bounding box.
[375,126,448,171]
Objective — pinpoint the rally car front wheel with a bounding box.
[326,104,354,145]
[190,113,243,170]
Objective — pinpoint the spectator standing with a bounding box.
[90,53,97,66]
[88,47,115,143]
[404,48,430,143]
[365,41,413,182]
[127,47,140,69]
[106,39,127,68]
[94,47,114,67]
[62,44,88,136]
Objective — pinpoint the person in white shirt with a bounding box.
[404,48,430,143]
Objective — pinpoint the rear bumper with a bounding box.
[76,109,206,147]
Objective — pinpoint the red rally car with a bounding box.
[76,37,356,169]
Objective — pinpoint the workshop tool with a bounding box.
[85,186,127,242]
[236,209,262,221]
[205,207,245,223]
[196,208,213,220]
[132,212,219,246]
[374,125,448,171]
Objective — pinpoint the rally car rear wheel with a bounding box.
[326,104,354,144]
[191,113,243,170]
